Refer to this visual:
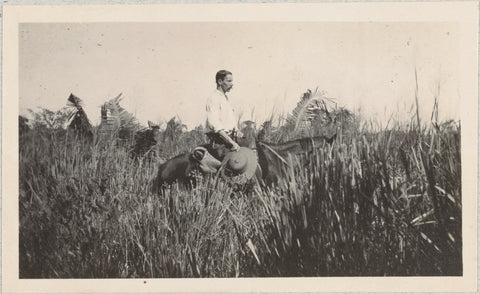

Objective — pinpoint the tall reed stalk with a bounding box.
[19,114,461,277]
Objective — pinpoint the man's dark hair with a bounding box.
[215,70,232,86]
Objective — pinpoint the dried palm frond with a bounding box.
[66,93,93,139]
[67,93,85,110]
[286,88,338,133]
[101,93,136,128]
[100,93,142,141]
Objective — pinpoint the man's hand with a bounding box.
[218,129,240,152]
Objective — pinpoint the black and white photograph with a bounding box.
[3,2,478,293]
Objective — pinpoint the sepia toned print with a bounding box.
[3,2,478,293]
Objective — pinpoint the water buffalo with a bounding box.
[132,121,162,159]
[67,94,94,141]
[153,131,336,192]
[153,130,253,192]
[152,146,222,192]
[237,120,257,149]
[256,134,337,186]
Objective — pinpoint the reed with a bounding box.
[19,108,461,277]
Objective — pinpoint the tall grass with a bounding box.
[247,121,461,276]
[19,117,461,277]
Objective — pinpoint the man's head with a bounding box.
[216,70,233,93]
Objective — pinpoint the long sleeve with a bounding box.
[206,96,223,132]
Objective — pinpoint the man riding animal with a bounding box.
[205,70,262,184]
[205,70,241,152]
[153,70,261,191]
[153,70,339,190]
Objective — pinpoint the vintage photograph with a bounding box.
[3,2,478,293]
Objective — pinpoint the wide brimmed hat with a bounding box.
[221,147,259,185]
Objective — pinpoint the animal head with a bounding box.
[191,146,222,174]
[154,147,222,191]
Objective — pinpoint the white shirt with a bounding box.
[205,89,237,132]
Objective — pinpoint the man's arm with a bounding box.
[206,97,222,131]
[217,129,240,152]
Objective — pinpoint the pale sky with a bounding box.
[20,22,460,129]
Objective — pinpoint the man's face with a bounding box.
[219,74,234,93]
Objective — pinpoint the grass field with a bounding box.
[19,108,461,278]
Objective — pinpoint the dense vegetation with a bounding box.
[19,90,461,278]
